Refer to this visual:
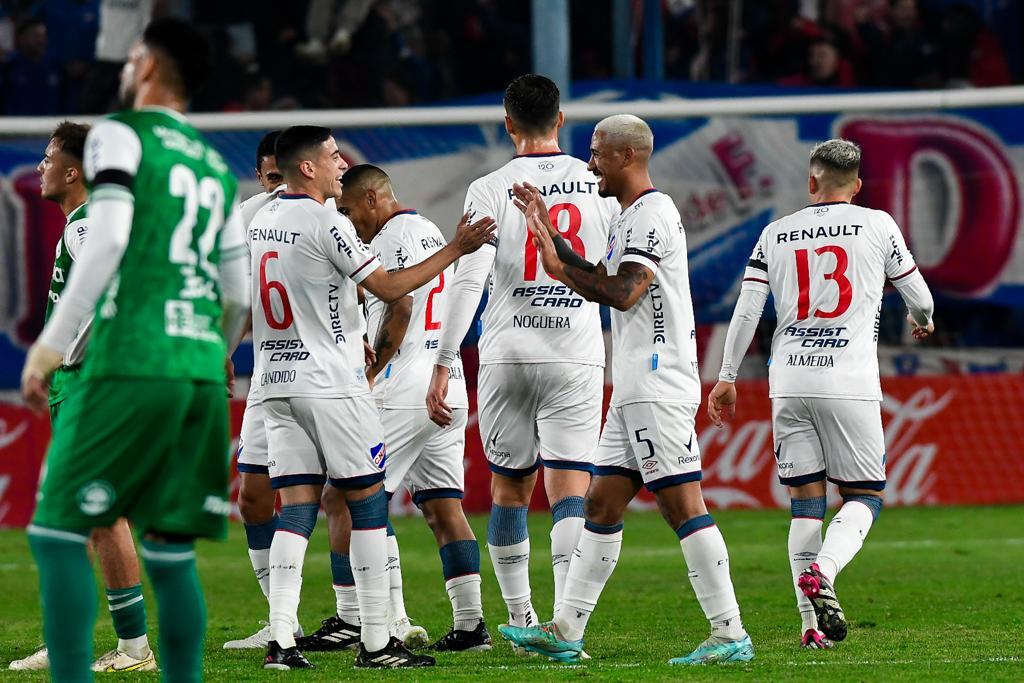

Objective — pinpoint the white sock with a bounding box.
[554,527,622,642]
[118,635,150,659]
[269,531,309,649]
[386,534,408,623]
[679,524,745,642]
[248,548,271,598]
[350,528,390,652]
[488,538,537,627]
[789,517,823,632]
[446,574,484,631]
[334,584,360,624]
[550,516,584,614]
[816,500,876,582]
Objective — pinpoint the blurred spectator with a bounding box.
[1,17,60,115]
[41,0,100,114]
[778,38,857,87]
[859,0,940,88]
[747,0,824,82]
[939,3,1011,88]
[81,0,154,112]
[297,0,377,61]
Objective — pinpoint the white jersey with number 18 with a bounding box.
[744,201,919,401]
[462,152,618,366]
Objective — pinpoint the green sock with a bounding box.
[141,539,205,683]
[106,584,147,641]
[28,526,97,683]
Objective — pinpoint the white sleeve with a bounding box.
[219,204,250,346]
[619,207,674,274]
[718,284,768,382]
[881,212,919,281]
[38,121,140,353]
[464,179,500,248]
[318,212,382,284]
[435,245,495,368]
[372,227,412,273]
[740,227,771,294]
[892,269,934,327]
[64,218,88,261]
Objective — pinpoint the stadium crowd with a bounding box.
[0,0,1019,116]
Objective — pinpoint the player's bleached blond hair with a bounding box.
[809,138,860,187]
[594,114,654,153]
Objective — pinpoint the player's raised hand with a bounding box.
[451,211,497,255]
[707,380,737,427]
[513,182,557,237]
[426,364,453,426]
[527,211,564,279]
[907,313,934,340]
[21,343,63,415]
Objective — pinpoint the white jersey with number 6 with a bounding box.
[454,152,618,366]
[365,210,468,409]
[744,201,919,401]
[249,192,381,400]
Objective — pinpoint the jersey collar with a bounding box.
[806,200,850,208]
[514,151,567,159]
[65,202,87,224]
[625,187,659,208]
[280,192,314,201]
[385,209,417,223]
[138,105,188,122]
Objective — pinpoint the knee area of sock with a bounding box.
[842,494,883,521]
[487,504,529,545]
[277,503,319,538]
[675,514,715,541]
[551,495,585,524]
[790,496,826,521]
[347,488,388,531]
[439,540,481,579]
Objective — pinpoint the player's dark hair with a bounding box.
[503,74,560,136]
[50,121,90,163]
[340,164,390,193]
[141,18,212,100]
[256,130,282,172]
[274,125,333,172]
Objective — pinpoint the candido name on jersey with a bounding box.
[783,326,850,348]
[776,224,862,244]
[503,179,600,201]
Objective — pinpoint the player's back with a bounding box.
[249,193,377,400]
[366,211,468,409]
[754,201,917,400]
[83,108,238,383]
[466,153,617,365]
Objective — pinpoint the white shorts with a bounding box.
[595,402,702,491]
[236,399,269,474]
[478,363,602,477]
[263,395,386,489]
[772,397,886,491]
[381,408,466,506]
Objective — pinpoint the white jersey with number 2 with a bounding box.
[744,201,919,401]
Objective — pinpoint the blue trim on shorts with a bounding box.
[540,457,595,473]
[237,463,269,475]
[645,470,703,492]
[593,465,644,484]
[270,473,327,489]
[779,469,827,487]
[488,458,541,478]
[328,471,386,490]
[412,488,464,506]
[828,476,886,491]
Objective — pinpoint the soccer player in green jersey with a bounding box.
[9,123,156,674]
[20,18,249,683]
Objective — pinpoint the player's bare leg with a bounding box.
[787,480,833,649]
[543,468,590,615]
[296,486,362,652]
[488,471,540,630]
[262,484,321,670]
[798,485,883,643]
[420,498,490,651]
[90,519,156,671]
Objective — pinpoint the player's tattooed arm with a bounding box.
[559,261,654,311]
[367,296,412,383]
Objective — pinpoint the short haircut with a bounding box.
[340,164,390,194]
[503,74,560,136]
[50,121,90,163]
[256,130,282,171]
[809,138,860,186]
[274,125,333,172]
[142,18,212,99]
[594,114,654,153]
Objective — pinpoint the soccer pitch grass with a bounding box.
[1,506,1022,681]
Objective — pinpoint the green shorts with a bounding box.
[33,377,231,539]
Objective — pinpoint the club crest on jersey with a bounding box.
[606,234,617,261]
[77,480,115,516]
[371,442,387,469]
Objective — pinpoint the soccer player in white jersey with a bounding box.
[249,125,494,670]
[427,75,618,632]
[335,164,491,652]
[499,115,754,665]
[707,139,935,648]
